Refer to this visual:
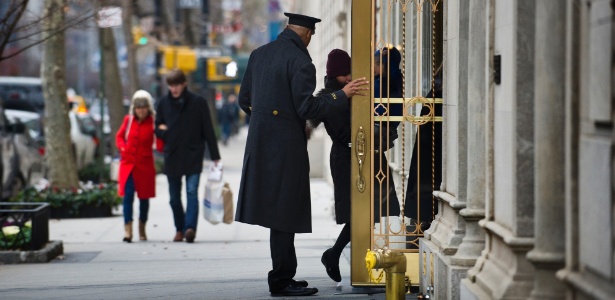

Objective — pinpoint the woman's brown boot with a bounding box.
[138,221,147,241]
[123,221,133,243]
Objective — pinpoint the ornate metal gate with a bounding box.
[350,0,443,289]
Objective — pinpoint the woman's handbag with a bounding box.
[110,116,133,181]
[109,158,120,181]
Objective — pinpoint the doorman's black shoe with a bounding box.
[321,248,342,282]
[271,285,318,297]
[293,280,309,287]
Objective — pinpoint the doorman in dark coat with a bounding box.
[155,69,221,244]
[235,13,369,297]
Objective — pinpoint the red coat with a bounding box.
[116,115,156,198]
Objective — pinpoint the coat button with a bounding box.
[273,110,278,116]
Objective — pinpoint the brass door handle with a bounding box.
[355,126,366,193]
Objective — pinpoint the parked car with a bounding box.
[3,109,47,193]
[0,76,99,171]
[0,77,45,114]
[0,101,48,200]
[69,110,99,170]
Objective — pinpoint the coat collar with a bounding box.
[167,87,190,107]
[278,28,311,60]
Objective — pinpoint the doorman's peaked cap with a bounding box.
[284,12,321,30]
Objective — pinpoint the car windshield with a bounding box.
[0,84,45,111]
[4,110,43,140]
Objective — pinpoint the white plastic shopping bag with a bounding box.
[203,162,224,224]
[203,180,224,224]
[207,161,223,181]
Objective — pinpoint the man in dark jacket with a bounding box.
[155,69,221,243]
[235,13,368,297]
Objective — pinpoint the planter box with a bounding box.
[0,240,63,264]
[0,202,50,251]
[50,204,113,219]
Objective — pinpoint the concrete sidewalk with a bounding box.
[0,127,411,300]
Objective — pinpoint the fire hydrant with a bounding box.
[365,248,407,300]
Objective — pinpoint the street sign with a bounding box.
[97,7,122,28]
[179,0,202,9]
[196,47,223,58]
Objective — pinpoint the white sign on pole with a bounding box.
[97,7,122,28]
[179,0,202,9]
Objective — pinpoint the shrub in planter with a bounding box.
[78,162,111,183]
[11,181,121,218]
[0,221,32,250]
[0,202,50,251]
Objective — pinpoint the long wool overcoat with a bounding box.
[116,115,156,198]
[235,29,349,233]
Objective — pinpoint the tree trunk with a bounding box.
[182,8,197,46]
[161,0,177,43]
[41,0,79,189]
[100,27,125,158]
[122,0,139,95]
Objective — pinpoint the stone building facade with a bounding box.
[423,0,615,299]
[295,0,614,299]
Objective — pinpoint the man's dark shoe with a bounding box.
[321,248,342,282]
[173,231,183,242]
[185,228,196,243]
[271,285,318,297]
[292,280,309,287]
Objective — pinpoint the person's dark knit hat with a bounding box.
[284,12,321,30]
[326,49,351,78]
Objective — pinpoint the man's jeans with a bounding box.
[123,173,150,224]
[167,173,201,233]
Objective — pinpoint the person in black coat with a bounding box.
[235,13,369,297]
[155,69,221,243]
[308,49,352,283]
[218,94,240,145]
[373,47,403,222]
[404,66,443,241]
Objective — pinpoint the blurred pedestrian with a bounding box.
[307,49,352,283]
[155,69,221,243]
[235,13,368,297]
[404,64,443,235]
[116,90,157,243]
[218,94,240,145]
[373,46,403,222]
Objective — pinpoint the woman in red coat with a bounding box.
[116,90,157,242]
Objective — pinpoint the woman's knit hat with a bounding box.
[130,90,155,116]
[326,49,351,78]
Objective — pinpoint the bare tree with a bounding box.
[41,0,79,188]
[99,25,124,158]
[0,0,95,63]
[95,0,126,158]
[121,0,139,95]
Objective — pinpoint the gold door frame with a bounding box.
[350,0,443,287]
[350,0,373,285]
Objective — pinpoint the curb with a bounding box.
[0,240,63,264]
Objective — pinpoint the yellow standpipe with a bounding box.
[365,249,407,300]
